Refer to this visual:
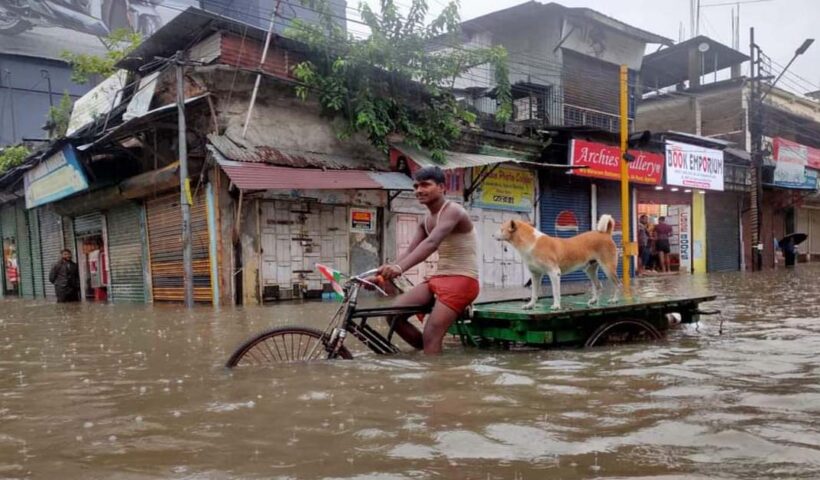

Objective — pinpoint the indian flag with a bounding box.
[316,263,345,301]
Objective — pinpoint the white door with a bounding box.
[261,201,349,297]
[395,214,436,285]
[479,209,529,288]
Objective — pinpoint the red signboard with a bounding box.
[569,139,664,185]
[773,137,820,170]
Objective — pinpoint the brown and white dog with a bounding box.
[493,215,621,310]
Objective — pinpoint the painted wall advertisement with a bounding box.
[668,204,692,273]
[665,141,724,191]
[350,208,377,234]
[471,165,535,212]
[772,137,820,189]
[24,145,90,209]
[570,139,664,185]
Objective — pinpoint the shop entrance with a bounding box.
[637,190,693,274]
[73,213,108,302]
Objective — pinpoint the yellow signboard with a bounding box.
[471,165,535,212]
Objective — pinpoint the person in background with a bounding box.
[637,215,651,275]
[49,249,80,303]
[654,216,674,273]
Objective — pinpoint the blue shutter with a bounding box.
[595,181,628,279]
[539,175,591,283]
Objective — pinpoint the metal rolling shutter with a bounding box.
[38,207,63,299]
[28,209,45,298]
[15,203,34,298]
[63,217,75,260]
[146,192,212,303]
[595,182,626,278]
[706,192,740,272]
[539,175,591,283]
[74,213,103,237]
[811,210,820,257]
[106,202,147,302]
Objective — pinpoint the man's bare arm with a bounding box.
[395,207,464,273]
[394,223,427,265]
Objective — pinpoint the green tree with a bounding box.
[46,92,74,139]
[288,0,512,162]
[61,28,142,84]
[0,145,31,174]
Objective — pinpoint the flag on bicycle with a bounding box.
[316,263,345,301]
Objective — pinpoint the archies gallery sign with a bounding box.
[569,139,663,185]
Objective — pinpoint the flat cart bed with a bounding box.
[450,293,717,348]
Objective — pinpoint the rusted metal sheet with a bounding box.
[220,33,297,80]
[145,192,213,303]
[207,134,387,171]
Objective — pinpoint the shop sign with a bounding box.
[471,165,535,212]
[569,139,664,185]
[772,137,820,189]
[350,208,377,234]
[67,70,128,136]
[676,205,692,273]
[665,141,724,191]
[24,145,89,209]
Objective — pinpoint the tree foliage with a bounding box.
[288,0,512,161]
[61,29,142,84]
[0,145,31,174]
[46,93,74,139]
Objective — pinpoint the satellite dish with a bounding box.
[698,42,711,53]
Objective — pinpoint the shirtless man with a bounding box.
[375,166,480,355]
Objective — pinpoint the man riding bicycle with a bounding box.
[374,166,480,355]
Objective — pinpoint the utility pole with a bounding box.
[176,50,194,307]
[619,65,632,291]
[748,28,763,271]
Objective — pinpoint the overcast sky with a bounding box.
[361,0,820,95]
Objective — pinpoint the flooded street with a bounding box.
[1,265,819,479]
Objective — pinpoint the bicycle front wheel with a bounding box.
[226,326,353,368]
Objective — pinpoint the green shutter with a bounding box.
[28,209,45,298]
[15,202,34,298]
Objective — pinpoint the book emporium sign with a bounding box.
[569,139,663,185]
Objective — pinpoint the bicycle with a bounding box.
[226,265,435,367]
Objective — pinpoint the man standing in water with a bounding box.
[49,249,80,303]
[375,166,480,354]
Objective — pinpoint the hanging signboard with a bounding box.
[665,141,724,191]
[350,208,377,234]
[772,137,820,189]
[66,70,128,136]
[24,144,89,209]
[569,139,664,185]
[470,165,535,212]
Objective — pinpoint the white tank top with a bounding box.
[423,201,479,279]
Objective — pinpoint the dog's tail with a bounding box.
[597,214,615,234]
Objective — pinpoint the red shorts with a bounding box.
[425,275,480,313]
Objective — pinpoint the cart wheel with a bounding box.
[584,319,663,347]
[226,326,353,368]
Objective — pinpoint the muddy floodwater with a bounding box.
[1,265,819,479]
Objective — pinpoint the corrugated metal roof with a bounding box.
[391,142,524,170]
[390,142,578,171]
[213,154,412,191]
[208,134,388,171]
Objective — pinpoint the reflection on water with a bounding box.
[1,265,819,478]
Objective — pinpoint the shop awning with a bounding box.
[214,155,414,191]
[390,141,561,170]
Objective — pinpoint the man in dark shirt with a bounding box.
[49,249,80,303]
[654,216,674,273]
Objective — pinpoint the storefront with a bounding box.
[1,204,19,297]
[633,137,731,274]
[389,144,537,289]
[769,138,820,264]
[568,138,665,277]
[106,202,149,303]
[72,212,109,302]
